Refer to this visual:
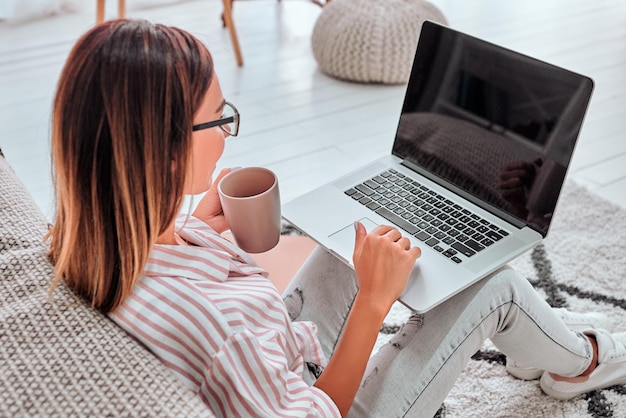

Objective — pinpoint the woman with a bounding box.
[48,19,626,417]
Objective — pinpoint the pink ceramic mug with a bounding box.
[218,167,281,253]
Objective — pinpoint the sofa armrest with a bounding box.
[0,156,214,417]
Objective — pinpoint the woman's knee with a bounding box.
[283,246,357,313]
[481,266,534,302]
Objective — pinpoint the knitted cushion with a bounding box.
[0,156,214,417]
[311,0,447,84]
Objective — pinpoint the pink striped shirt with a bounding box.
[109,216,340,417]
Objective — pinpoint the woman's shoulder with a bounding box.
[146,243,232,284]
[114,272,231,338]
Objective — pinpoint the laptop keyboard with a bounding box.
[344,169,509,264]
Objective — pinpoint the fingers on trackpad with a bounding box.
[328,217,379,250]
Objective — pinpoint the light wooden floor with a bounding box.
[1,0,625,222]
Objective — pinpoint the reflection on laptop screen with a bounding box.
[392,21,593,235]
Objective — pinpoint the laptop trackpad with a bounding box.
[328,217,379,254]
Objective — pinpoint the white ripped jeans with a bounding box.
[282,246,593,417]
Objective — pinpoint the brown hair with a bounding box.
[48,19,214,312]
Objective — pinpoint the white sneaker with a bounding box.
[540,330,626,400]
[506,309,614,380]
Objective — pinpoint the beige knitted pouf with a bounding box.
[311,0,447,84]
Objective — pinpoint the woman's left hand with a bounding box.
[192,168,232,233]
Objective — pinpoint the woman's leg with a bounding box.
[284,248,594,416]
[349,266,593,417]
[282,246,359,367]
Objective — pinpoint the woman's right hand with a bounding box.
[313,221,421,415]
[352,221,421,313]
[192,168,232,233]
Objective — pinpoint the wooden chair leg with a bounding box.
[118,0,126,19]
[96,0,125,24]
[222,0,244,66]
[96,0,105,23]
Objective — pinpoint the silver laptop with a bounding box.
[282,21,594,313]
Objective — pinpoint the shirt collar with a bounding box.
[143,216,267,282]
[144,244,232,282]
[175,216,258,265]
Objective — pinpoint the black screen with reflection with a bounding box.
[392,21,593,235]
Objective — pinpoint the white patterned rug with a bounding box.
[372,181,626,417]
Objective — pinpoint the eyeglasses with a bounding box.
[192,100,240,137]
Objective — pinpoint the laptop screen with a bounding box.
[392,21,593,235]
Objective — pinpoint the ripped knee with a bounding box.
[388,314,424,350]
[283,287,304,321]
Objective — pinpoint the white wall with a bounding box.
[0,0,189,23]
